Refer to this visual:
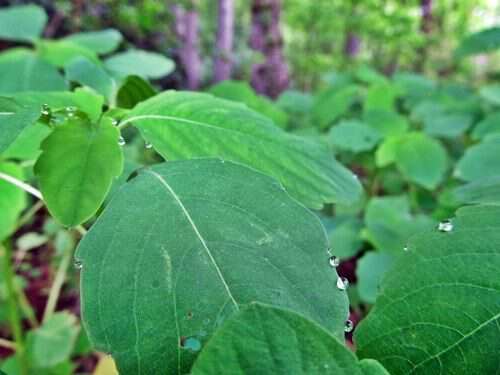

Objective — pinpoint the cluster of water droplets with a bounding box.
[327,249,349,291]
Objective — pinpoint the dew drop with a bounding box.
[118,136,126,146]
[74,260,83,270]
[40,104,50,116]
[180,337,201,351]
[344,319,354,333]
[111,118,119,126]
[145,142,153,149]
[403,246,409,252]
[437,219,453,233]
[336,277,349,291]
[328,255,340,268]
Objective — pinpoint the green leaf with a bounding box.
[364,82,400,112]
[456,27,500,57]
[0,96,42,153]
[472,111,500,140]
[455,135,500,182]
[355,205,500,374]
[191,303,387,375]
[124,91,362,208]
[394,132,448,189]
[322,216,363,259]
[65,58,115,100]
[479,84,500,106]
[0,49,67,94]
[0,5,47,42]
[364,195,435,254]
[37,40,99,68]
[363,110,409,138]
[453,175,500,205]
[2,123,51,160]
[328,120,382,153]
[104,50,175,79]
[312,85,360,129]
[0,162,27,241]
[276,90,313,115]
[116,75,156,109]
[75,159,349,374]
[34,117,123,227]
[209,80,288,128]
[423,113,474,138]
[63,29,123,55]
[375,136,400,167]
[356,252,395,304]
[26,312,79,368]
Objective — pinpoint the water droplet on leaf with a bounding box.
[438,219,453,233]
[40,104,50,116]
[336,277,349,291]
[344,319,354,333]
[74,260,83,270]
[111,119,119,126]
[328,255,340,268]
[145,142,153,149]
[180,337,201,351]
[118,136,126,146]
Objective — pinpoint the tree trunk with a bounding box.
[420,0,432,33]
[214,0,234,82]
[172,2,202,90]
[344,32,361,57]
[249,0,289,98]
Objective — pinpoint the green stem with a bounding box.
[1,242,29,375]
[42,242,74,323]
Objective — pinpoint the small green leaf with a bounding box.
[0,162,27,241]
[364,82,400,112]
[328,120,382,153]
[26,312,79,368]
[0,96,42,153]
[355,205,500,374]
[65,57,115,99]
[394,132,448,189]
[322,215,363,259]
[363,110,409,138]
[63,29,123,55]
[191,303,388,375]
[364,195,435,254]
[453,175,500,205]
[104,50,175,79]
[423,113,474,138]
[479,84,500,106]
[34,117,123,227]
[375,136,400,167]
[0,5,47,42]
[37,40,99,68]
[0,49,67,94]
[116,75,156,109]
[456,27,500,57]
[356,252,395,304]
[75,159,349,374]
[125,91,362,208]
[312,85,360,129]
[2,123,51,160]
[472,111,500,140]
[455,135,500,182]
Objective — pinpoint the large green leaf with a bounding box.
[472,111,500,140]
[355,205,500,374]
[0,96,42,153]
[104,50,175,79]
[0,49,67,94]
[0,162,27,241]
[479,84,500,106]
[455,135,500,182]
[37,40,99,68]
[191,303,387,375]
[394,132,448,189]
[34,117,123,227]
[456,27,500,57]
[123,91,362,208]
[0,5,47,42]
[63,29,123,55]
[75,159,349,374]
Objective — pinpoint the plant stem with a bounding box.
[42,242,74,323]
[17,200,44,227]
[1,243,29,375]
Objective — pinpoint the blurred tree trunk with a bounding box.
[214,0,234,82]
[249,0,289,98]
[344,32,361,57]
[420,0,433,33]
[172,2,202,90]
